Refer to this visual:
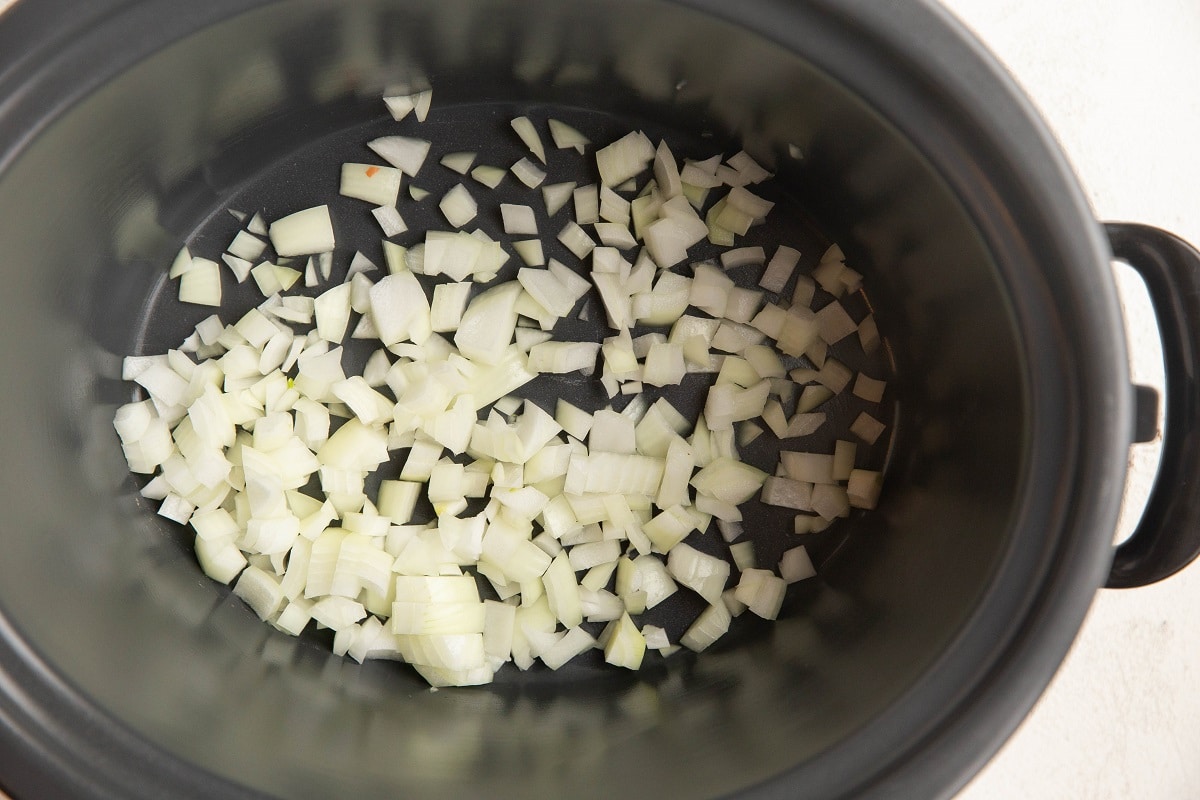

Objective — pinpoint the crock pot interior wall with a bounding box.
[0,0,1024,797]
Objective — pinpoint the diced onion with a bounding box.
[573,185,599,225]
[603,612,646,670]
[548,118,590,152]
[511,158,546,188]
[681,601,730,651]
[440,151,477,175]
[542,181,576,217]
[511,116,546,164]
[122,105,892,690]
[270,206,335,257]
[779,546,816,583]
[501,204,538,236]
[178,258,222,306]
[595,131,654,187]
[372,206,407,237]
[439,184,478,228]
[340,163,402,206]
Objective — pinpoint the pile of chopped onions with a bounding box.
[116,89,889,688]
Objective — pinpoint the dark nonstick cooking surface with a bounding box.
[125,96,897,682]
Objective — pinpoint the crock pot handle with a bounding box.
[1105,222,1200,588]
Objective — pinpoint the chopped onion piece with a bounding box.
[179,258,222,306]
[313,283,352,343]
[275,265,302,291]
[439,184,478,228]
[542,552,582,627]
[454,281,521,364]
[681,601,730,651]
[603,612,645,670]
[720,246,766,270]
[372,205,407,237]
[760,477,814,511]
[642,342,685,387]
[599,185,631,225]
[853,374,886,403]
[725,186,775,222]
[558,221,596,260]
[727,151,772,184]
[565,453,663,496]
[649,435,690,509]
[705,203,736,247]
[511,158,546,188]
[247,212,268,236]
[340,163,402,206]
[690,457,767,504]
[555,400,593,441]
[527,341,600,374]
[514,328,553,351]
[680,155,721,187]
[729,541,755,572]
[541,626,596,670]
[542,181,576,217]
[594,222,637,250]
[850,412,886,445]
[779,545,816,584]
[468,164,506,190]
[833,440,857,481]
[440,151,477,174]
[573,185,599,225]
[812,260,847,297]
[249,261,283,296]
[733,568,786,620]
[667,543,729,605]
[368,136,430,176]
[782,411,823,438]
[548,118,590,152]
[412,89,433,122]
[653,141,682,199]
[195,535,247,584]
[370,271,432,347]
[811,484,851,521]
[642,506,692,554]
[596,130,654,187]
[510,116,546,163]
[821,243,846,264]
[780,452,835,485]
[168,246,193,278]
[760,245,801,293]
[228,231,267,262]
[512,239,544,267]
[270,206,335,257]
[847,469,883,510]
[384,94,414,121]
[815,300,857,345]
[792,275,817,309]
[310,596,367,631]
[501,204,538,236]
[723,287,763,325]
[429,282,472,333]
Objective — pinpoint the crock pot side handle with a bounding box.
[1105,222,1200,588]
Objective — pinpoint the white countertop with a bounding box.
[939,1,1200,798]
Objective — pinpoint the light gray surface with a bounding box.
[941,1,1200,798]
[0,2,1196,799]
